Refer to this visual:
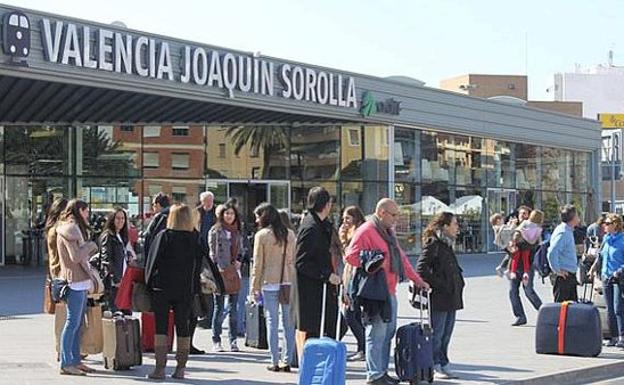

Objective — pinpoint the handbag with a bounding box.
[278,242,290,305]
[43,275,56,314]
[51,278,69,303]
[200,266,218,295]
[131,281,153,312]
[220,264,241,295]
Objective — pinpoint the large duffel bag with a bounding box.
[535,301,602,357]
[102,313,142,370]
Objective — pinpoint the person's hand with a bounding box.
[342,293,351,307]
[557,271,569,278]
[329,273,342,286]
[414,280,430,291]
[339,222,351,233]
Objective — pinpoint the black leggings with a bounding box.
[152,291,192,337]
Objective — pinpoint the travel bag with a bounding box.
[535,284,602,357]
[141,311,174,352]
[54,301,103,356]
[395,288,434,384]
[102,312,142,370]
[298,283,346,385]
[244,301,268,349]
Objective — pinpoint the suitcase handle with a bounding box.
[417,287,432,328]
[319,283,342,339]
[582,282,594,303]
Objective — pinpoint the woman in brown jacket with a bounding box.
[251,203,296,372]
[56,199,98,376]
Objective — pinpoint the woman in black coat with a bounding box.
[99,208,131,313]
[416,212,465,381]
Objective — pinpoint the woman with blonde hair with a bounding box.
[56,199,99,376]
[144,204,203,380]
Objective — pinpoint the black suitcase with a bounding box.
[535,285,601,357]
[245,302,268,350]
[103,313,142,370]
[396,287,434,384]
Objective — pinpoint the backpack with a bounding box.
[533,241,551,279]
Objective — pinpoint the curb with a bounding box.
[500,361,624,385]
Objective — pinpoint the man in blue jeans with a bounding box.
[509,266,542,326]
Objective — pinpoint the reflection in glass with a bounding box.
[5,126,70,175]
[421,132,453,183]
[394,183,421,254]
[394,128,419,182]
[452,188,485,253]
[144,125,205,180]
[485,139,514,188]
[291,126,339,181]
[453,135,484,187]
[515,144,538,190]
[341,125,389,181]
[78,125,140,177]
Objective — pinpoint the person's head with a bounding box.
[61,199,90,239]
[216,202,240,229]
[528,210,544,226]
[595,215,606,226]
[104,207,129,242]
[226,197,239,209]
[604,213,623,234]
[152,192,170,212]
[422,212,459,242]
[518,205,532,221]
[200,191,215,210]
[254,203,288,244]
[560,204,580,227]
[167,204,196,232]
[278,209,294,231]
[374,198,401,230]
[489,213,503,227]
[307,186,332,219]
[342,206,366,229]
[45,197,68,233]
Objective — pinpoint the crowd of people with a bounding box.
[47,185,624,383]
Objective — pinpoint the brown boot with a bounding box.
[147,335,168,380]
[172,336,190,379]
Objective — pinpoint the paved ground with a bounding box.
[2,255,624,385]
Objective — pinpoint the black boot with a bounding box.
[188,316,205,355]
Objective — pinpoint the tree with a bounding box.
[225,125,289,179]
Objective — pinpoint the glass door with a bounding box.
[487,188,517,253]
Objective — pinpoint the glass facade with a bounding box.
[0,124,593,266]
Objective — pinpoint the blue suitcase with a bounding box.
[396,287,434,384]
[298,284,346,385]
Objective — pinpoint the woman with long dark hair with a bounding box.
[46,197,69,279]
[338,205,367,361]
[209,203,243,353]
[99,208,131,313]
[56,199,98,375]
[416,212,465,380]
[251,203,297,372]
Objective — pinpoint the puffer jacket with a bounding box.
[56,220,98,285]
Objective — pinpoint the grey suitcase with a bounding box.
[103,313,142,370]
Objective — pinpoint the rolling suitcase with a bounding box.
[395,288,434,384]
[298,284,346,385]
[141,311,174,352]
[102,313,142,370]
[245,301,268,350]
[536,284,602,357]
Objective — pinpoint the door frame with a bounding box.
[206,179,291,212]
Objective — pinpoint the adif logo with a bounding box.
[2,11,31,66]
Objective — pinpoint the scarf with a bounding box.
[435,229,455,248]
[371,215,405,281]
[222,221,240,263]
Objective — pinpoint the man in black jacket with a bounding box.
[294,187,342,343]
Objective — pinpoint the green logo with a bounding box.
[360,91,377,117]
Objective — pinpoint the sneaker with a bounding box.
[212,342,224,353]
[522,273,530,285]
[279,362,291,372]
[616,338,624,348]
[383,373,400,384]
[441,365,459,379]
[433,365,451,380]
[60,366,86,376]
[230,341,239,352]
[347,351,365,361]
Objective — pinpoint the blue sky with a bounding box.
[5,0,623,100]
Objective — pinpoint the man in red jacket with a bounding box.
[346,198,429,385]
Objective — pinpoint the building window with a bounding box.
[148,184,162,196]
[144,125,161,137]
[120,125,134,132]
[348,128,361,146]
[143,152,159,168]
[219,143,226,158]
[172,126,189,136]
[171,152,190,170]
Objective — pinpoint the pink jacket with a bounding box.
[346,221,425,295]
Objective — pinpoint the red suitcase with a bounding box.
[141,311,174,352]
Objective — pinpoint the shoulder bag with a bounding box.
[218,230,241,295]
[43,275,56,314]
[278,241,291,305]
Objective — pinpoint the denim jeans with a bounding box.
[60,288,88,368]
[509,269,542,321]
[603,279,624,338]
[431,310,456,367]
[363,295,397,382]
[262,289,295,365]
[344,305,365,352]
[212,293,239,343]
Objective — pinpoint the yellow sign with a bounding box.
[598,113,624,129]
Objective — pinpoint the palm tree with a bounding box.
[225,125,289,179]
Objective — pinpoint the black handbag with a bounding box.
[51,278,69,303]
